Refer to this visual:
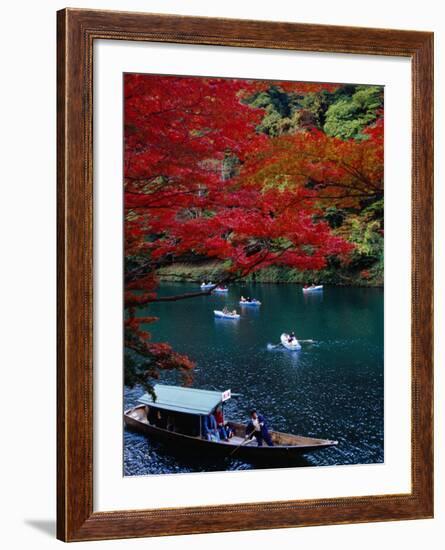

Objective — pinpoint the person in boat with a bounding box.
[166,415,175,432]
[225,424,234,438]
[246,410,274,447]
[288,331,296,343]
[240,295,246,302]
[202,413,220,442]
[153,409,167,430]
[231,309,237,315]
[222,307,229,314]
[214,406,229,441]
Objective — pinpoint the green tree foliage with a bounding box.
[299,90,332,128]
[327,199,383,284]
[248,84,383,142]
[244,82,384,285]
[247,86,304,136]
[323,86,383,140]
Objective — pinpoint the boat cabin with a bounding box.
[137,384,231,438]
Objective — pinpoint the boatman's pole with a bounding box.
[229,435,252,457]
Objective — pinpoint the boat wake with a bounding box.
[267,340,320,351]
[266,343,294,352]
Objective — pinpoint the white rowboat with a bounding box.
[214,310,240,319]
[200,283,215,289]
[302,285,323,293]
[281,333,301,350]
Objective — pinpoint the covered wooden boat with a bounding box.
[124,385,337,464]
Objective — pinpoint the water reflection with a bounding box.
[302,291,324,305]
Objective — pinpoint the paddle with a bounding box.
[267,342,284,349]
[229,434,253,457]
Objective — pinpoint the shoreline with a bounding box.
[157,264,383,288]
[157,277,384,289]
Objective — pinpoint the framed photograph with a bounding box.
[57,8,433,542]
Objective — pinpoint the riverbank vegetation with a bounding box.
[124,75,384,390]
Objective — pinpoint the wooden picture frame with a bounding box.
[57,8,434,542]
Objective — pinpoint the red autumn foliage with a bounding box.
[123,74,355,385]
[238,119,383,208]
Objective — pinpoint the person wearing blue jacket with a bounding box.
[246,410,274,447]
[202,413,220,442]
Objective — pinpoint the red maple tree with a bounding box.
[239,117,384,207]
[124,74,353,389]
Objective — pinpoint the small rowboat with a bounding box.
[213,287,229,293]
[200,282,215,289]
[124,384,338,464]
[281,333,301,350]
[214,310,240,319]
[302,285,323,293]
[239,299,261,306]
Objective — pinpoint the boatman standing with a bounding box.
[246,410,274,447]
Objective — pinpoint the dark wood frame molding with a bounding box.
[57,8,434,542]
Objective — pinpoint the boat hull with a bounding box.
[302,285,323,293]
[124,409,336,464]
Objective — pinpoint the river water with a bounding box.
[124,283,384,475]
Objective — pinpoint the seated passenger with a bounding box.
[202,413,220,441]
[166,415,175,431]
[153,410,167,429]
[225,424,234,438]
[215,406,229,441]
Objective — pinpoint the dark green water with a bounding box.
[124,283,383,475]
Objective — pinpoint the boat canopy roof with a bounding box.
[138,384,230,416]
